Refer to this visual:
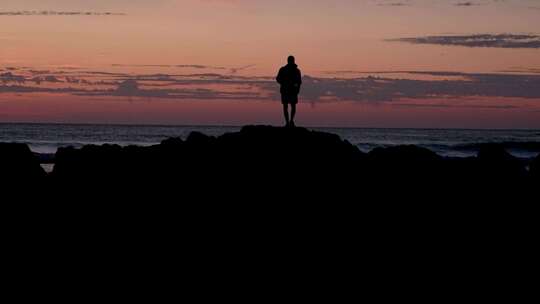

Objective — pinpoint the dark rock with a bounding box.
[366,145,444,186]
[160,137,184,147]
[530,153,540,181]
[368,145,442,164]
[35,152,55,164]
[477,144,527,183]
[19,126,536,261]
[53,144,126,180]
[5,128,536,275]
[50,126,365,201]
[0,142,46,183]
[49,126,534,200]
[186,131,214,146]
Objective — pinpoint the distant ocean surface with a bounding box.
[1,123,540,159]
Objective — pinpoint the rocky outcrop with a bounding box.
[4,126,537,252]
[51,126,365,199]
[477,144,528,180]
[48,125,537,199]
[0,142,46,183]
[530,154,540,181]
[367,145,444,182]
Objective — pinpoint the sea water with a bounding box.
[1,123,539,159]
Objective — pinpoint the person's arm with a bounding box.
[296,69,302,93]
[276,68,283,85]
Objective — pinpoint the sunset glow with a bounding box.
[2,0,540,128]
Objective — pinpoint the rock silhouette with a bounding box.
[43,125,537,199]
[51,126,364,200]
[2,125,537,199]
[3,125,536,275]
[477,143,529,183]
[0,142,46,183]
[367,145,444,183]
[531,153,540,181]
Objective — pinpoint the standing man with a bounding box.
[276,56,302,127]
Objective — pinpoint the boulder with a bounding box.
[477,144,527,182]
[367,145,444,185]
[0,142,46,183]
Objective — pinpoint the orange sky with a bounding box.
[1,0,540,128]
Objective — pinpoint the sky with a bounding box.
[1,0,540,128]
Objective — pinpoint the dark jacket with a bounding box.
[276,63,302,95]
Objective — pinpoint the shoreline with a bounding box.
[2,125,539,192]
[4,123,540,159]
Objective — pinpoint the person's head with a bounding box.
[287,56,295,65]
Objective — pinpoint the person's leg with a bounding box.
[290,103,296,127]
[283,103,290,126]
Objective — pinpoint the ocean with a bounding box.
[1,123,540,159]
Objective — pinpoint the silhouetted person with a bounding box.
[276,56,302,127]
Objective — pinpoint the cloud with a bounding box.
[74,80,263,100]
[111,64,221,69]
[393,103,519,109]
[31,75,64,84]
[389,34,540,48]
[377,2,411,7]
[0,85,84,94]
[1,72,25,84]
[111,63,255,74]
[229,64,256,74]
[0,11,125,16]
[371,0,531,8]
[2,67,540,108]
[454,2,482,6]
[288,73,540,103]
[324,70,468,77]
